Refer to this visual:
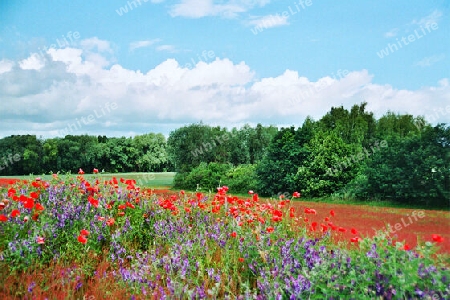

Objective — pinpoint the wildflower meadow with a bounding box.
[0,170,449,299]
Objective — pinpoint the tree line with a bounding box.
[0,133,170,175]
[0,102,448,207]
[167,103,449,207]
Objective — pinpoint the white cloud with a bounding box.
[0,59,14,74]
[0,40,449,138]
[411,9,443,27]
[19,53,45,70]
[156,45,177,52]
[384,28,399,38]
[129,39,161,51]
[414,54,445,67]
[81,37,113,53]
[248,14,289,29]
[169,0,271,18]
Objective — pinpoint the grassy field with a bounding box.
[0,172,176,188]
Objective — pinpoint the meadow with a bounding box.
[0,171,449,299]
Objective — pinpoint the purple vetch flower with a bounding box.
[75,280,82,290]
[28,282,36,293]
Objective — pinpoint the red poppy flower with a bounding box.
[36,236,45,244]
[0,214,8,222]
[238,257,245,262]
[304,208,316,214]
[97,216,105,221]
[432,234,444,243]
[19,195,28,202]
[351,228,358,235]
[78,168,85,175]
[88,196,99,208]
[338,227,346,233]
[126,202,135,209]
[34,203,45,211]
[106,218,115,226]
[403,244,411,251]
[11,209,20,217]
[289,207,295,218]
[324,217,329,222]
[292,191,301,198]
[30,192,39,199]
[80,229,90,236]
[330,210,335,217]
[24,198,34,209]
[350,237,360,243]
[230,231,237,238]
[93,168,99,174]
[32,213,39,221]
[77,235,87,244]
[118,204,126,210]
[7,188,16,198]
[266,226,274,233]
[31,181,41,188]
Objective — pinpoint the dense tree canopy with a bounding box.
[0,103,448,207]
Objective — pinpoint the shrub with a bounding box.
[222,164,258,194]
[173,162,232,191]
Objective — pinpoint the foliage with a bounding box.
[359,124,450,207]
[1,104,449,207]
[173,162,232,192]
[0,134,171,175]
[295,130,356,197]
[166,123,278,172]
[222,164,258,194]
[256,125,310,196]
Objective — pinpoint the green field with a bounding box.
[0,172,176,188]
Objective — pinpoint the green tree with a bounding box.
[361,124,449,207]
[256,126,309,196]
[133,133,169,172]
[295,130,355,197]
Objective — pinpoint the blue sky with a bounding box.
[0,0,449,138]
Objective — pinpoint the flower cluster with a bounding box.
[0,173,448,299]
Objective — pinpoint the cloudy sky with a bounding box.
[0,0,449,138]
